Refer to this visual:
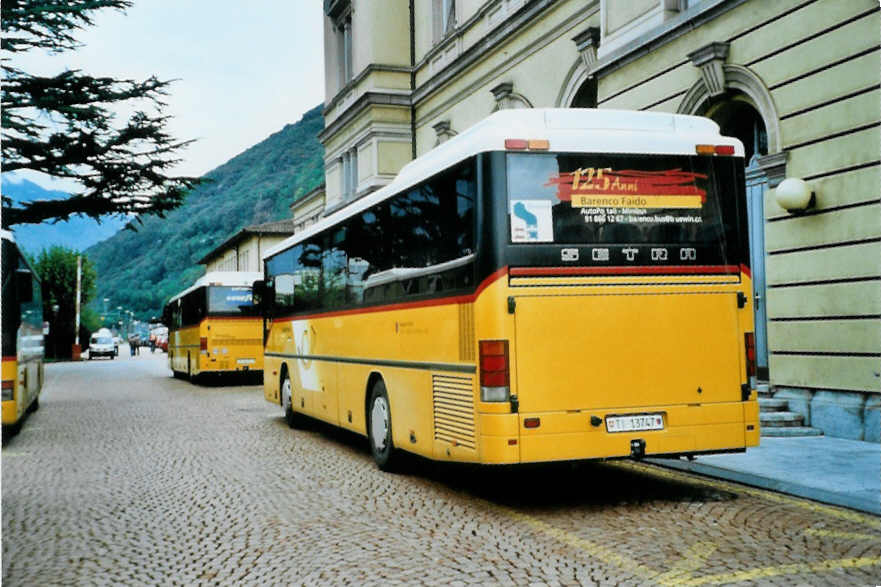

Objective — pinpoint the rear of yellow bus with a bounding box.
[201,286,263,376]
[167,285,263,380]
[474,146,760,464]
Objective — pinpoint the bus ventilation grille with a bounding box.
[458,304,475,361]
[432,374,476,450]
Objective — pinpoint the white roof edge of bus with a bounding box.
[168,271,264,304]
[263,108,745,261]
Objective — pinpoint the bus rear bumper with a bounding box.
[478,400,760,465]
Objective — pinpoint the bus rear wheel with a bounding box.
[281,373,304,429]
[368,380,398,472]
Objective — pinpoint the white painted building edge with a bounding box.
[264,108,744,261]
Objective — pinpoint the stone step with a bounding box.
[758,398,789,412]
[759,411,805,427]
[761,426,824,438]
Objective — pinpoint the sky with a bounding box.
[6,1,325,192]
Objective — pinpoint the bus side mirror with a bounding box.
[252,279,273,317]
[15,268,33,303]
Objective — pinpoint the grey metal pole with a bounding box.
[74,255,81,352]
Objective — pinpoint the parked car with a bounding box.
[89,332,117,360]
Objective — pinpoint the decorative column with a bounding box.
[432,120,456,145]
[490,82,532,110]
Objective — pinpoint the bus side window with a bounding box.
[275,274,297,308]
[347,256,370,305]
[323,230,347,309]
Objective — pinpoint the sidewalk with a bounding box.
[648,436,881,515]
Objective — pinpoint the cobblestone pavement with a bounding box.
[3,352,880,586]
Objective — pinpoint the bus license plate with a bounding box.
[605,414,664,433]
[236,358,256,365]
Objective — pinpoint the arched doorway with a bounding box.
[571,77,597,108]
[705,97,771,381]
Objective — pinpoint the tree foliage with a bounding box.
[33,245,97,358]
[1,0,201,227]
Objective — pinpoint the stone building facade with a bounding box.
[318,0,880,440]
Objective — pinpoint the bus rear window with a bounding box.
[207,286,255,315]
[506,152,742,263]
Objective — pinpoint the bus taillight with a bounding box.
[745,332,756,378]
[2,379,14,401]
[696,144,735,156]
[479,340,510,402]
[505,139,549,151]
[200,337,208,353]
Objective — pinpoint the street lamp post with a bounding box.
[51,303,60,359]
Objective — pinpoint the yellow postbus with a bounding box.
[257,109,760,470]
[164,271,264,382]
[2,230,45,435]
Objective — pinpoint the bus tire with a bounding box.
[281,373,304,429]
[29,396,39,413]
[367,380,398,472]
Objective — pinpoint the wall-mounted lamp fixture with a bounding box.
[775,177,815,214]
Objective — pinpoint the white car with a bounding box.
[89,334,117,359]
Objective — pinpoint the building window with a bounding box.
[433,0,456,44]
[336,13,353,86]
[340,147,358,202]
[238,249,250,272]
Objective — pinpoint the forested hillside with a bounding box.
[86,104,324,319]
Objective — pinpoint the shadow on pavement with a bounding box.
[278,414,738,511]
[184,372,264,387]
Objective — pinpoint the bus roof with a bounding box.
[263,108,743,261]
[167,271,263,305]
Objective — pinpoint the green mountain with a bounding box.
[86,104,324,320]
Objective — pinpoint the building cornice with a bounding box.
[319,91,412,145]
[323,64,412,116]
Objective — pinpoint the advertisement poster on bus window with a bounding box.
[545,167,708,229]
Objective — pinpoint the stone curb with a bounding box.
[645,457,881,516]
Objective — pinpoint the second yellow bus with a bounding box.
[164,271,264,382]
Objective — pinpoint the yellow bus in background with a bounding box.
[164,271,264,382]
[2,230,44,435]
[257,109,760,471]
